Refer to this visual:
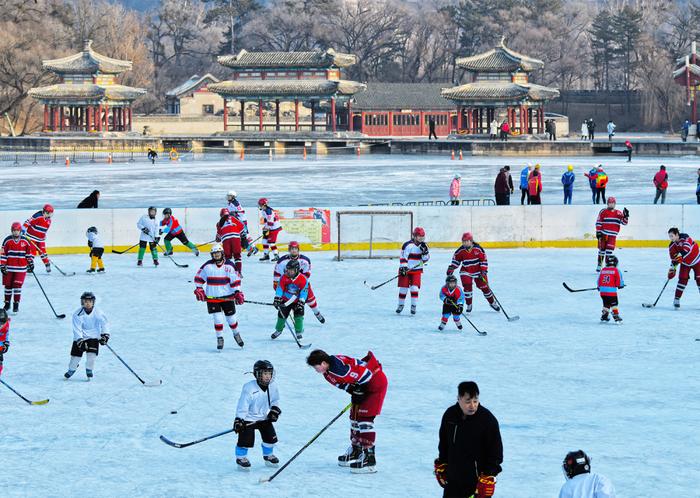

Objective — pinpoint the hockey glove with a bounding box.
[294,300,305,315]
[350,384,367,405]
[623,207,629,218]
[194,287,206,302]
[481,273,488,284]
[215,234,221,242]
[262,228,270,237]
[433,459,447,488]
[154,237,161,245]
[234,292,245,305]
[27,258,34,272]
[233,417,246,434]
[419,242,429,255]
[267,406,282,422]
[141,227,150,235]
[596,231,603,240]
[399,266,408,277]
[99,333,110,345]
[0,341,8,354]
[0,265,5,275]
[456,304,464,315]
[668,266,677,279]
[673,254,682,264]
[76,339,88,352]
[476,475,496,497]
[273,296,283,308]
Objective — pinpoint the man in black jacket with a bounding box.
[77,190,100,209]
[434,381,503,498]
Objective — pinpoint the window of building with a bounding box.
[202,104,214,114]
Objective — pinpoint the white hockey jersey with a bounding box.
[273,254,311,284]
[227,199,247,225]
[559,473,616,498]
[236,379,280,422]
[260,206,281,231]
[136,215,158,243]
[87,231,103,249]
[194,259,241,298]
[400,240,429,271]
[72,306,109,341]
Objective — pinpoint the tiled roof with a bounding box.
[441,81,559,103]
[166,73,220,97]
[208,79,365,98]
[352,83,454,110]
[672,64,700,79]
[28,83,146,101]
[42,40,133,75]
[218,48,357,69]
[456,39,544,73]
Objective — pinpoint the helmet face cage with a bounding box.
[86,226,97,236]
[605,255,618,267]
[253,360,275,386]
[163,208,172,216]
[11,222,21,233]
[446,275,458,287]
[562,450,591,479]
[285,260,300,276]
[80,292,96,305]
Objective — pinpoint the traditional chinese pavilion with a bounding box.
[208,49,365,132]
[441,39,559,135]
[29,40,146,133]
[673,41,699,123]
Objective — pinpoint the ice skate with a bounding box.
[271,254,279,262]
[216,337,224,350]
[600,310,610,322]
[96,268,105,273]
[314,310,325,323]
[438,322,446,331]
[45,263,51,273]
[490,302,501,312]
[86,269,95,274]
[271,329,283,339]
[64,369,75,379]
[613,314,623,324]
[137,260,143,267]
[247,246,259,257]
[233,333,244,348]
[153,260,159,267]
[456,322,463,330]
[236,457,251,470]
[12,302,19,314]
[673,298,680,309]
[295,330,303,340]
[465,304,472,313]
[350,448,377,474]
[86,369,93,380]
[410,305,416,315]
[193,249,200,257]
[395,304,404,314]
[338,445,363,467]
[3,302,9,311]
[162,250,173,256]
[259,253,270,261]
[263,455,279,467]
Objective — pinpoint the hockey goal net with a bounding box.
[336,210,413,260]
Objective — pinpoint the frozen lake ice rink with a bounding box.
[2,248,698,497]
[0,153,699,210]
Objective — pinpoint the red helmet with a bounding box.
[219,208,229,217]
[607,197,616,204]
[462,232,473,242]
[288,241,300,251]
[413,227,425,237]
[43,204,54,214]
[11,222,21,232]
[258,198,268,207]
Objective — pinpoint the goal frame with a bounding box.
[335,210,414,261]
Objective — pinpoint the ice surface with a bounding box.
[2,248,698,497]
[1,153,699,210]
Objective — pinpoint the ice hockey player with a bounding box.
[397,226,430,315]
[272,259,307,340]
[160,208,199,257]
[667,227,700,308]
[136,206,160,267]
[438,275,464,331]
[1,222,33,313]
[559,450,616,498]
[233,360,281,470]
[0,309,10,376]
[306,349,388,474]
[273,241,325,323]
[85,226,105,274]
[446,232,500,313]
[147,148,158,164]
[258,198,282,261]
[597,255,624,323]
[22,204,53,273]
[64,292,110,380]
[595,197,629,271]
[226,191,247,226]
[193,243,244,350]
[216,208,246,274]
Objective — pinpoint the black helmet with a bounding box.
[148,206,157,214]
[0,308,8,324]
[86,226,97,235]
[163,208,172,216]
[445,275,458,285]
[605,255,618,267]
[563,450,591,479]
[286,259,300,275]
[80,291,96,303]
[253,360,274,386]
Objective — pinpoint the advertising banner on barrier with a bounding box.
[263,208,331,245]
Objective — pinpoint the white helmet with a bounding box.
[227,190,237,198]
[210,243,224,254]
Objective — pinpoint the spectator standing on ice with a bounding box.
[584,167,598,204]
[696,120,700,141]
[77,190,100,208]
[606,120,616,141]
[653,165,669,204]
[561,165,575,205]
[449,174,461,206]
[594,166,608,204]
[696,168,700,204]
[624,140,633,162]
[494,166,514,205]
[587,118,596,140]
[489,118,499,140]
[580,121,588,140]
[528,169,543,204]
[519,164,531,205]
[559,450,616,498]
[500,120,510,141]
[681,120,690,142]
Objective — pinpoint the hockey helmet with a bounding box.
[567,164,574,171]
[210,243,224,255]
[11,221,21,232]
[43,204,54,214]
[163,208,172,216]
[219,207,229,217]
[445,275,458,286]
[461,232,473,242]
[562,450,591,479]
[0,308,7,325]
[607,197,616,205]
[258,197,268,207]
[285,259,301,276]
[288,241,300,253]
[413,227,426,238]
[605,255,619,267]
[253,359,275,386]
[227,190,237,198]
[80,291,96,303]
[86,226,98,235]
[147,206,157,216]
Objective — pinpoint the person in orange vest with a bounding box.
[653,165,669,204]
[594,166,608,204]
[528,169,542,204]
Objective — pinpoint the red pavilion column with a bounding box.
[275,99,280,131]
[59,107,65,131]
[331,97,336,132]
[347,100,353,132]
[43,105,48,131]
[419,111,425,136]
[294,99,299,131]
[127,107,132,131]
[223,98,228,131]
[240,100,245,131]
[104,103,109,131]
[258,99,263,132]
[310,100,316,131]
[86,105,92,132]
[53,106,59,132]
[457,106,463,131]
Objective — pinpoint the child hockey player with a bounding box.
[397,227,430,315]
[160,208,199,257]
[439,275,464,331]
[273,241,325,323]
[272,259,308,340]
[597,255,624,323]
[258,198,282,262]
[64,292,110,380]
[233,360,281,470]
[136,206,159,267]
[22,204,53,273]
[85,226,104,273]
[1,222,33,313]
[0,309,9,376]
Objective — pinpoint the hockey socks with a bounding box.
[164,239,174,254]
[293,315,304,337]
[137,246,146,261]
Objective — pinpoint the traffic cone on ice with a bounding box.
[107,153,113,164]
[303,146,307,160]
[240,147,245,161]
[65,157,70,167]
[356,146,361,157]
[451,150,455,160]
[269,148,273,160]
[459,149,463,160]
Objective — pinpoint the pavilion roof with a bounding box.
[218,48,357,70]
[166,73,220,98]
[28,83,146,102]
[42,40,133,75]
[456,39,544,73]
[441,81,559,104]
[353,83,454,111]
[208,79,366,99]
[672,64,700,79]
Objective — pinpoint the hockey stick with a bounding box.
[490,288,519,322]
[259,403,352,484]
[156,243,188,268]
[30,271,66,319]
[28,240,75,276]
[274,304,311,349]
[461,312,487,336]
[111,242,139,254]
[364,262,427,291]
[562,282,598,293]
[104,343,162,386]
[160,429,235,449]
[195,239,216,249]
[0,378,49,405]
[246,234,263,257]
[244,299,275,306]
[642,278,671,308]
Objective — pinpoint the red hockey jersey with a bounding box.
[0,236,33,272]
[447,243,488,277]
[595,209,628,237]
[597,267,624,296]
[323,352,382,391]
[669,233,700,267]
[216,215,245,242]
[22,211,52,243]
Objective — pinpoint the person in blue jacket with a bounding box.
[519,164,532,205]
[584,167,598,204]
[561,165,575,204]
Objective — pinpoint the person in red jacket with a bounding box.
[1,222,34,313]
[667,227,700,308]
[527,169,542,204]
[216,208,246,273]
[306,349,388,474]
[0,309,9,376]
[22,204,53,272]
[653,165,668,204]
[446,232,499,313]
[597,255,624,323]
[595,197,629,271]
